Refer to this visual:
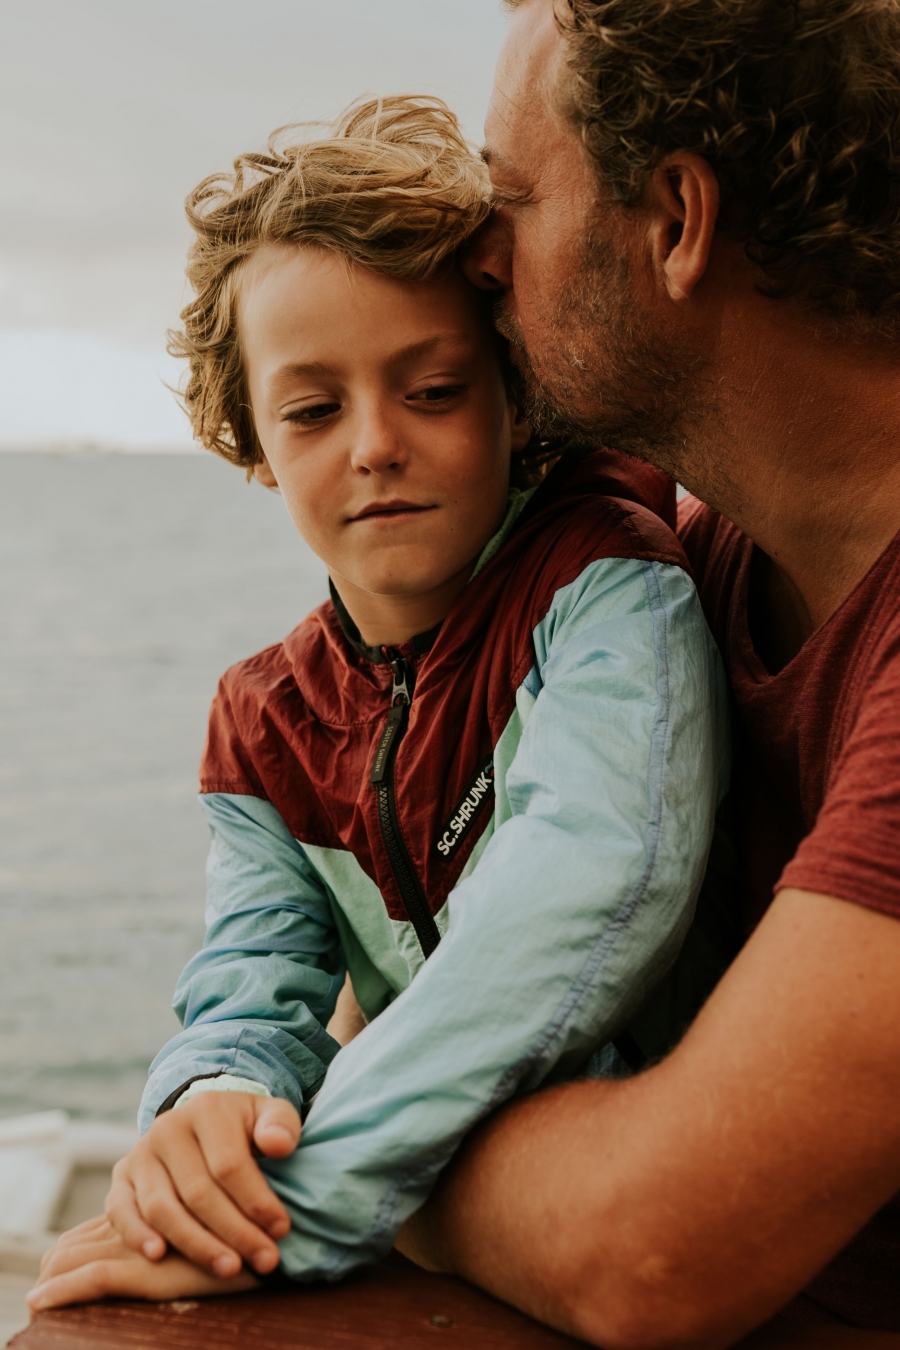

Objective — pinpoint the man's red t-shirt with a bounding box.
[679,496,900,927]
[678,497,900,1329]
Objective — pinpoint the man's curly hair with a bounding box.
[169,95,490,468]
[513,0,900,333]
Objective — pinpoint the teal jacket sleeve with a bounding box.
[264,556,729,1281]
[137,793,345,1132]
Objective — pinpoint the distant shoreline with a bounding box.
[0,442,201,455]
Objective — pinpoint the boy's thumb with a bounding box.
[252,1098,301,1157]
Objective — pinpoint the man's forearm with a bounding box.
[400,889,900,1350]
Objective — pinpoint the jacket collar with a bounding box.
[328,579,441,665]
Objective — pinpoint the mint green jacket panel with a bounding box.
[265,557,726,1279]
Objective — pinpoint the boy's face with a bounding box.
[240,246,527,638]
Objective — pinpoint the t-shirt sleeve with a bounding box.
[778,634,900,917]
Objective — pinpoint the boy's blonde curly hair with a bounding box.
[170,95,490,467]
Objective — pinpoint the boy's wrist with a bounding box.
[174,1074,273,1109]
[155,1072,273,1116]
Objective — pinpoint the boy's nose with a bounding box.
[349,408,407,475]
[462,215,511,292]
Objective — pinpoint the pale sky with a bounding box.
[0,0,508,446]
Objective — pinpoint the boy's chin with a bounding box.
[342,558,473,600]
[367,570,471,599]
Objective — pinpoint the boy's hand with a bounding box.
[28,1216,259,1312]
[106,1091,300,1278]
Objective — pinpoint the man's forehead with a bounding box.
[497,0,560,91]
[486,0,566,163]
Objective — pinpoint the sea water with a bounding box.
[0,452,328,1123]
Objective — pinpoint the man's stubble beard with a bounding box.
[495,228,733,500]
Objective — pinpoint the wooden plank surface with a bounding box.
[9,1254,900,1350]
[7,1253,582,1349]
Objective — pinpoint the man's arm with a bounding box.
[399,887,900,1350]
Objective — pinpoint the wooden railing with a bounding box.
[9,1253,900,1349]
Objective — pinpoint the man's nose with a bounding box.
[462,215,512,292]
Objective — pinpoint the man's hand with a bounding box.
[107,1091,300,1278]
[28,1216,260,1312]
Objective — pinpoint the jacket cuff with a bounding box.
[155,1072,227,1116]
[138,1026,316,1133]
[175,1075,271,1108]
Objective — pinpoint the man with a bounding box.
[31,2,900,1345]
[391,1,900,1345]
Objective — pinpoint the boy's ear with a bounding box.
[510,403,532,453]
[253,454,279,490]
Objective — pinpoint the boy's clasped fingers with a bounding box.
[129,1142,274,1278]
[45,1214,111,1260]
[107,1092,297,1279]
[29,1217,260,1312]
[150,1137,280,1277]
[173,1095,295,1245]
[107,1156,168,1260]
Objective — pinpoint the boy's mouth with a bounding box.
[350,499,436,523]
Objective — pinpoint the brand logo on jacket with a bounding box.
[435,757,495,859]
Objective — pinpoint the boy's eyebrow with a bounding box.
[386,334,469,365]
[267,360,333,388]
[266,335,470,394]
[265,360,336,401]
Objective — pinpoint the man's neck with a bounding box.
[679,289,900,656]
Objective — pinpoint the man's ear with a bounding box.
[509,402,532,453]
[253,453,279,490]
[646,153,719,302]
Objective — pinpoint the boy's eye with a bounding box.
[283,401,340,423]
[410,384,465,404]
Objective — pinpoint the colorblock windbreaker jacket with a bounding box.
[140,449,728,1282]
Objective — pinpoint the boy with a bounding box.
[32,95,727,1308]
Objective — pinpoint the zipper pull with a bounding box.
[371,655,413,784]
[390,656,412,708]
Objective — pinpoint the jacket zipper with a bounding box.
[370,655,441,959]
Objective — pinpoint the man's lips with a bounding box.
[349,500,436,522]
